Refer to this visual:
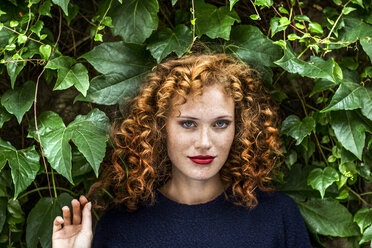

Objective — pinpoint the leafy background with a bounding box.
[0,0,372,247]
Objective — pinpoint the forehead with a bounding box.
[169,85,235,117]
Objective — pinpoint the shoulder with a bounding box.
[255,189,299,211]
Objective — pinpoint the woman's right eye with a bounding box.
[180,121,196,128]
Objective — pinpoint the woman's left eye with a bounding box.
[214,120,230,128]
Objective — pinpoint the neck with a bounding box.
[159,173,225,205]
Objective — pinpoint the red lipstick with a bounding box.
[188,155,215,164]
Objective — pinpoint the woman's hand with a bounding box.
[52,195,93,248]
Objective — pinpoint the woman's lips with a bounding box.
[188,155,215,164]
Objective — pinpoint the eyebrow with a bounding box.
[176,115,233,120]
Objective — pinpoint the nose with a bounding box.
[195,126,212,150]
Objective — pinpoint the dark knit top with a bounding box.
[92,190,311,248]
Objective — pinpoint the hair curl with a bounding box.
[89,54,281,211]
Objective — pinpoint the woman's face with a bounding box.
[165,84,235,183]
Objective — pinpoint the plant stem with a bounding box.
[346,186,372,207]
[2,25,45,45]
[51,168,58,199]
[326,0,351,40]
[249,0,261,20]
[361,192,372,196]
[18,186,76,200]
[94,0,113,39]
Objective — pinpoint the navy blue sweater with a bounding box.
[92,190,311,247]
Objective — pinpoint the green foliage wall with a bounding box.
[0,0,372,247]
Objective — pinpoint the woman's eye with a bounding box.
[214,120,230,128]
[181,121,196,128]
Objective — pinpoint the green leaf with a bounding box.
[0,105,12,128]
[195,0,240,40]
[64,4,79,25]
[39,44,51,60]
[296,198,359,237]
[1,81,36,124]
[351,0,363,7]
[54,63,90,96]
[310,78,338,97]
[340,17,372,42]
[228,25,282,67]
[360,225,372,244]
[26,193,73,248]
[339,162,357,179]
[52,0,69,16]
[281,115,316,145]
[0,139,40,198]
[172,0,178,6]
[28,109,110,181]
[45,56,75,70]
[270,17,287,37]
[307,167,339,198]
[254,0,273,7]
[294,15,310,22]
[342,7,356,15]
[330,111,369,159]
[322,80,372,121]
[39,0,52,17]
[249,14,260,20]
[230,0,239,10]
[278,7,289,15]
[30,20,44,37]
[275,47,341,83]
[110,0,159,43]
[309,22,323,34]
[354,208,372,233]
[361,38,372,63]
[147,25,192,63]
[6,59,26,88]
[77,42,154,105]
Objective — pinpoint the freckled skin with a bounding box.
[165,85,235,184]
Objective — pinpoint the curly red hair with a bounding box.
[89,54,281,211]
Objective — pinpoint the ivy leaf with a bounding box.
[26,193,73,248]
[30,20,43,37]
[1,81,36,124]
[195,0,240,40]
[340,16,372,42]
[354,208,372,233]
[51,0,69,16]
[45,56,75,69]
[54,63,89,96]
[0,139,40,199]
[275,47,341,83]
[281,115,316,145]
[307,167,339,198]
[227,25,282,68]
[322,80,372,121]
[46,57,88,96]
[330,111,370,159]
[147,24,193,63]
[172,0,177,6]
[361,38,372,63]
[39,0,52,17]
[270,17,288,37]
[360,225,372,245]
[230,0,239,10]
[310,78,338,97]
[6,60,26,89]
[0,105,12,128]
[296,198,359,237]
[110,0,159,44]
[28,109,110,182]
[77,42,154,105]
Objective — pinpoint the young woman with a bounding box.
[52,54,311,247]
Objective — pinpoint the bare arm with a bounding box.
[52,195,93,248]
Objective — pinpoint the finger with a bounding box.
[81,202,92,234]
[53,216,64,233]
[72,199,81,225]
[79,195,88,206]
[62,206,71,226]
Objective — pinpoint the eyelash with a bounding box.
[179,120,231,129]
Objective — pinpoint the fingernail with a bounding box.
[87,202,92,210]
